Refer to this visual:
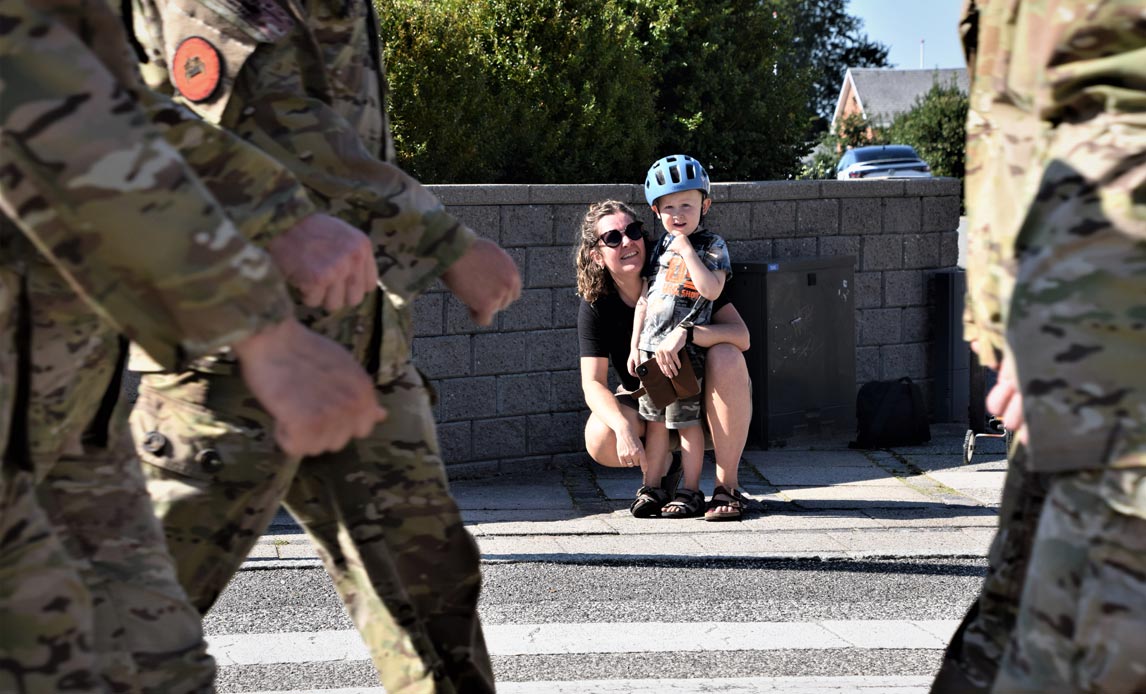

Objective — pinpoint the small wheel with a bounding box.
[963,429,976,465]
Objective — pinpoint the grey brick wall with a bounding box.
[415,178,962,474]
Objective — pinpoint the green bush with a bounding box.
[887,79,968,179]
[376,0,813,183]
[377,0,658,183]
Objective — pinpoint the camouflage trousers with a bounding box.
[131,361,492,694]
[993,467,1146,693]
[930,446,1049,693]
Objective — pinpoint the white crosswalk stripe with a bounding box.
[211,619,958,664]
[244,675,933,693]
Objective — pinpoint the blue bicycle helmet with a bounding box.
[644,154,711,207]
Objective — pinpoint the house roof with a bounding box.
[832,68,969,128]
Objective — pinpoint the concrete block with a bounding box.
[855,271,883,309]
[473,332,530,375]
[526,247,577,288]
[472,417,527,460]
[883,197,922,233]
[862,235,903,271]
[446,294,497,334]
[437,421,471,464]
[939,231,960,268]
[550,369,585,411]
[498,373,552,416]
[840,198,882,235]
[904,177,961,197]
[431,184,530,206]
[797,199,840,235]
[903,306,931,343]
[856,346,880,383]
[553,287,582,329]
[903,233,941,269]
[881,342,929,380]
[821,179,906,198]
[446,205,500,240]
[923,196,961,233]
[722,180,821,201]
[859,308,903,346]
[729,239,773,262]
[751,200,796,237]
[552,204,590,246]
[412,335,471,378]
[527,328,579,371]
[707,202,754,240]
[773,237,818,259]
[498,288,553,332]
[528,412,585,454]
[412,292,444,336]
[501,204,554,247]
[884,270,926,307]
[528,184,636,205]
[440,376,497,422]
[819,236,860,260]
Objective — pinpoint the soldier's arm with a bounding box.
[130,0,477,306]
[0,3,295,367]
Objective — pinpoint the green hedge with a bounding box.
[376,0,811,183]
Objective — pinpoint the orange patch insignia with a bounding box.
[172,37,222,102]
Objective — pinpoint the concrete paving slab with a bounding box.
[901,454,1005,473]
[861,507,998,529]
[759,465,900,486]
[452,481,575,510]
[469,517,617,537]
[477,535,566,558]
[462,509,585,523]
[780,484,933,505]
[555,534,708,557]
[827,528,993,556]
[745,450,873,468]
[691,531,849,555]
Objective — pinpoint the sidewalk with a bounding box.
[245,424,1006,568]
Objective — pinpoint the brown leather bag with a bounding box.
[631,349,700,409]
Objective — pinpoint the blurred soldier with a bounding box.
[939,1,1146,692]
[127,1,520,691]
[0,0,387,689]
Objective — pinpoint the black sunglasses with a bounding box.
[595,221,644,248]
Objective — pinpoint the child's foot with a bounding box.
[661,488,705,518]
[630,486,670,518]
[659,453,683,498]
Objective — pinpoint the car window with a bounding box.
[853,146,917,163]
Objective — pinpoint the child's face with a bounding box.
[652,189,710,236]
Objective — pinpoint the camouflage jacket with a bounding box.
[130,0,478,383]
[0,0,322,469]
[960,0,1146,370]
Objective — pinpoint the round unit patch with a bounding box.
[172,36,222,102]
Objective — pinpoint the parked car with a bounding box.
[836,145,931,180]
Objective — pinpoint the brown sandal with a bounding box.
[630,486,670,518]
[661,488,705,518]
[704,486,744,522]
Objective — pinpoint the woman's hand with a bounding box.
[615,425,647,469]
[654,328,687,377]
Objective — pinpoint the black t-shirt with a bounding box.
[578,285,732,393]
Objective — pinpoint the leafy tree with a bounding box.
[782,0,890,122]
[886,79,968,178]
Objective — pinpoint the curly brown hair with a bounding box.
[574,200,643,304]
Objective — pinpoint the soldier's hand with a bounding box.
[233,318,387,457]
[268,213,378,312]
[986,355,1028,445]
[441,238,521,326]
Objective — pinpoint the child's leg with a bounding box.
[642,421,670,488]
[678,425,705,491]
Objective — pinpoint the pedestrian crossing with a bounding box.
[210,619,956,692]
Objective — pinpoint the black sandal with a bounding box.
[630,486,670,518]
[661,488,705,518]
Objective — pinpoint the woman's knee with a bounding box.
[583,416,618,465]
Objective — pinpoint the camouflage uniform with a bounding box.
[0,0,317,689]
[957,1,1146,692]
[127,2,491,691]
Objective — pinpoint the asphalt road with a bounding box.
[206,557,986,692]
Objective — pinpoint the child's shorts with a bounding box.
[637,348,705,429]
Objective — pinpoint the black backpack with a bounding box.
[848,377,931,449]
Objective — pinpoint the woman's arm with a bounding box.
[653,302,750,377]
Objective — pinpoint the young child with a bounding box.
[629,154,731,518]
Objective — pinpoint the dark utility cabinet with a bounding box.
[726,257,856,448]
[930,269,971,424]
